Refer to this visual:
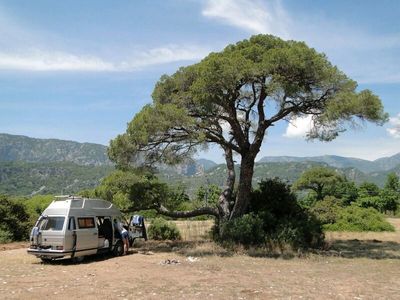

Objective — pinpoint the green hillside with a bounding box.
[0,133,399,197]
[0,133,110,166]
[159,161,398,197]
[0,161,113,196]
[258,153,400,173]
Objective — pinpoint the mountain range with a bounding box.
[0,133,111,166]
[258,153,400,173]
[0,133,399,196]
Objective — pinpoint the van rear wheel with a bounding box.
[113,240,124,256]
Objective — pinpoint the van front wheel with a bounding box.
[113,240,124,256]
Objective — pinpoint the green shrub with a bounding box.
[324,205,395,232]
[268,213,324,249]
[356,196,382,211]
[23,195,53,223]
[310,196,341,224]
[356,191,398,214]
[0,227,13,244]
[213,179,325,249]
[148,218,181,240]
[0,195,30,241]
[217,213,265,246]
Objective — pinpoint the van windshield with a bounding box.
[39,217,65,231]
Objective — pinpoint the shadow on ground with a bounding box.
[136,239,400,260]
[35,237,400,264]
[323,239,400,259]
[134,240,234,257]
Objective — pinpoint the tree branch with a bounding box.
[155,204,219,218]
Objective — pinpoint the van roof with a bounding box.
[43,196,122,217]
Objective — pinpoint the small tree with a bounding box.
[384,172,399,192]
[358,182,380,198]
[293,167,343,200]
[195,184,221,207]
[378,189,398,214]
[109,34,387,228]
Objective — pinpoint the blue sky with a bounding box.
[0,0,399,162]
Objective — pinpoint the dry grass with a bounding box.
[169,218,400,259]
[326,218,400,243]
[0,219,399,299]
[322,218,400,259]
[172,220,214,241]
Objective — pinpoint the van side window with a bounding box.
[77,217,95,229]
[68,217,76,230]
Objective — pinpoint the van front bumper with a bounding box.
[27,247,70,259]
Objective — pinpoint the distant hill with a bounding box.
[156,158,218,177]
[0,161,113,196]
[1,133,399,197]
[258,153,400,173]
[373,153,400,171]
[160,160,400,197]
[0,133,111,166]
[196,159,218,172]
[0,133,220,195]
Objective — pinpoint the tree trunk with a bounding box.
[230,153,255,219]
[217,147,235,222]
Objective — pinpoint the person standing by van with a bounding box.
[114,219,129,255]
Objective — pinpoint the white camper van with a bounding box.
[27,196,126,262]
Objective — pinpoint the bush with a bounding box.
[214,179,326,249]
[217,213,265,246]
[148,218,181,240]
[23,195,53,223]
[356,191,398,214]
[268,213,324,249]
[255,179,324,249]
[0,195,30,241]
[310,196,341,224]
[324,205,395,232]
[0,227,13,244]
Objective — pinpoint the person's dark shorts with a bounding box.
[121,231,129,239]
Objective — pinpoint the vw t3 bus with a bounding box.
[27,196,126,262]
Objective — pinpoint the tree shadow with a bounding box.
[133,240,234,257]
[35,238,400,263]
[322,239,400,259]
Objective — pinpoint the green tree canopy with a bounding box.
[293,167,344,200]
[86,169,192,218]
[109,34,387,224]
[384,172,400,192]
[358,182,380,198]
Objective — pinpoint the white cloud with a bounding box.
[283,115,313,139]
[0,50,115,71]
[202,0,290,38]
[0,45,208,72]
[0,6,209,72]
[387,114,400,139]
[122,45,209,70]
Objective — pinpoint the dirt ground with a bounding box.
[0,220,399,299]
